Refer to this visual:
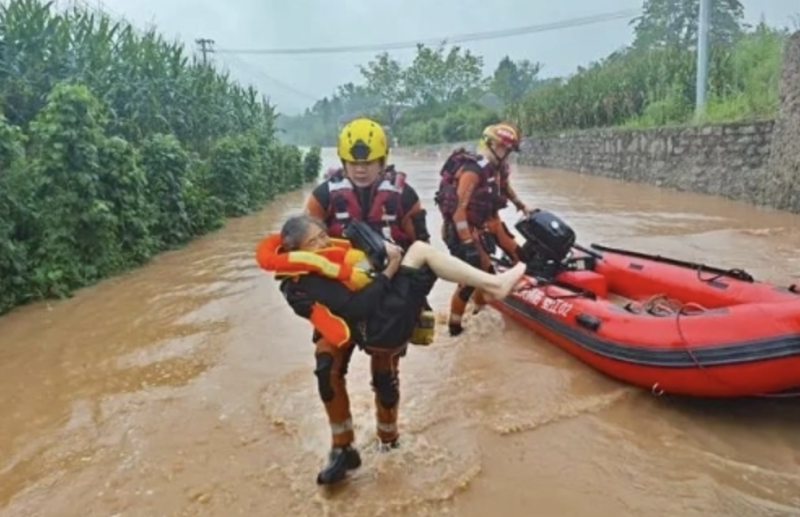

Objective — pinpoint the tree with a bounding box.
[631,0,746,50]
[403,43,485,107]
[489,56,543,105]
[275,83,378,146]
[278,43,500,146]
[358,52,407,127]
[334,82,379,121]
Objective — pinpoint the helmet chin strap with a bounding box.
[340,158,386,169]
[485,139,509,165]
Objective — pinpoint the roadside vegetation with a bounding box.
[277,0,794,145]
[0,0,323,315]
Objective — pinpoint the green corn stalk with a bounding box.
[506,27,788,135]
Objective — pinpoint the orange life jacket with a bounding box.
[255,234,372,347]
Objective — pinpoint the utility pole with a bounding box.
[195,38,215,65]
[695,0,711,120]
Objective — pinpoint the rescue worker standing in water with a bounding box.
[300,117,433,484]
[435,122,533,336]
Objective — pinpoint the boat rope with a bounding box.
[624,294,706,317]
[669,303,800,399]
[695,266,753,283]
[626,294,800,399]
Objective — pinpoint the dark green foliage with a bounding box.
[0,0,323,315]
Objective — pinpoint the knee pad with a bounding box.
[458,285,475,303]
[314,353,335,402]
[371,370,399,409]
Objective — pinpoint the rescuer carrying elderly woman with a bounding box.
[298,118,437,475]
[255,214,525,484]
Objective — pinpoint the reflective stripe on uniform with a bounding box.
[377,179,401,192]
[376,422,397,434]
[330,418,354,435]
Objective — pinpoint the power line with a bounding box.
[216,54,319,102]
[213,9,641,56]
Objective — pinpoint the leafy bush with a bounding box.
[303,147,323,182]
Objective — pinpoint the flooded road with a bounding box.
[2,147,800,517]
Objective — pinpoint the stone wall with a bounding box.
[394,30,800,213]
[516,121,775,206]
[763,30,800,212]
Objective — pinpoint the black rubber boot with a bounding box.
[448,322,464,336]
[378,438,401,453]
[316,445,362,485]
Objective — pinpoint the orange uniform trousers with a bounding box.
[314,338,404,447]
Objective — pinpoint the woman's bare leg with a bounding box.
[401,241,525,299]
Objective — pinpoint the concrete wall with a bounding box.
[395,30,800,213]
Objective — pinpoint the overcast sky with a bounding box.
[89,0,799,115]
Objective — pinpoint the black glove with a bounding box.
[280,280,313,318]
[479,231,498,256]
[342,220,388,271]
[458,240,481,269]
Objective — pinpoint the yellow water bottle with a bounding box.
[410,310,436,346]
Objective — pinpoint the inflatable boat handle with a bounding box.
[573,243,603,260]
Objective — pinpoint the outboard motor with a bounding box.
[515,209,576,279]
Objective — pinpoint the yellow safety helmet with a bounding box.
[337,117,389,162]
[482,122,522,152]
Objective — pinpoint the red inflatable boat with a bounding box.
[488,211,800,398]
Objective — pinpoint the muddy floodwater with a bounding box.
[2,148,800,517]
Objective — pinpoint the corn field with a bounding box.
[508,23,790,136]
[0,0,323,315]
